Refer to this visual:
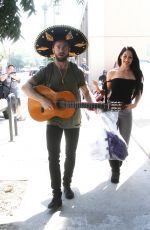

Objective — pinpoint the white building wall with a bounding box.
[88,0,105,87]
[87,0,150,86]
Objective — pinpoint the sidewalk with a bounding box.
[132,117,150,158]
[0,106,150,229]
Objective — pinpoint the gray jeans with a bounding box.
[117,110,132,145]
[109,110,132,172]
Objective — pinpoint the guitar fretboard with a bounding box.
[56,101,122,111]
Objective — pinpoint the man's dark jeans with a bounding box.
[46,125,80,194]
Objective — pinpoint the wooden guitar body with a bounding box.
[28,85,76,121]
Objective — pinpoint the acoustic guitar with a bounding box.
[28,85,123,121]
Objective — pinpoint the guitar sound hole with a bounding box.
[56,101,65,108]
[41,107,44,113]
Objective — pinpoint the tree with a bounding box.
[0,0,35,42]
[9,54,26,70]
[0,0,85,42]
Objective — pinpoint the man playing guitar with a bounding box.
[22,25,94,211]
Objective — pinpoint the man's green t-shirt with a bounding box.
[33,62,86,128]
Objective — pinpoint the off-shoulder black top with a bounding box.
[109,78,137,104]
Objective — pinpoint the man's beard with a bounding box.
[55,55,68,62]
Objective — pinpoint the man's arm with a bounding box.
[10,73,21,82]
[22,79,54,110]
[0,73,20,82]
[79,84,94,103]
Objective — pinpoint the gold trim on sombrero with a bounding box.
[65,31,73,40]
[45,32,54,41]
[36,47,49,51]
[75,43,87,48]
[69,52,76,57]
[34,25,88,57]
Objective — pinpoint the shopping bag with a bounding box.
[85,110,128,161]
[101,111,128,160]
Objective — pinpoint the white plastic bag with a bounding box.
[101,111,128,160]
[84,110,109,160]
[85,110,128,161]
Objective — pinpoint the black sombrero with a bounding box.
[34,25,88,57]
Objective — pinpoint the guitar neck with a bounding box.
[57,101,122,111]
[70,102,108,110]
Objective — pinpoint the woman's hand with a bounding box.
[124,103,136,110]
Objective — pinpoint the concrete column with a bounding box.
[88,0,105,88]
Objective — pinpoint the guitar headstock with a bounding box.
[108,102,124,111]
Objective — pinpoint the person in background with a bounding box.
[106,46,143,183]
[79,57,90,83]
[98,69,107,87]
[0,64,25,121]
[92,69,107,102]
[22,25,94,211]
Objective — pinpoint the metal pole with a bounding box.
[8,93,18,141]
[13,96,18,136]
[8,94,14,142]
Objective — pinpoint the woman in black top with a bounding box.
[106,46,143,183]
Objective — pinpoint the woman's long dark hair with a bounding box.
[117,47,144,99]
